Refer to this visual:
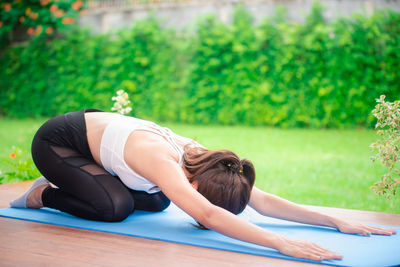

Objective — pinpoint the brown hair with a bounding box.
[183,146,256,222]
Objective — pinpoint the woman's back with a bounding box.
[85,112,122,166]
[85,112,199,192]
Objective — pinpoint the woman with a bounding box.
[11,109,396,262]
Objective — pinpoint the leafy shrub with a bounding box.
[0,3,399,128]
[0,0,86,49]
[370,95,400,198]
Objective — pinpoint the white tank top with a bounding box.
[100,115,194,194]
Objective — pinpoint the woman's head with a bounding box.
[183,146,256,216]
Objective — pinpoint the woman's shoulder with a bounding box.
[124,130,182,182]
[127,130,181,160]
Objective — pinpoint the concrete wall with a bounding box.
[78,0,400,33]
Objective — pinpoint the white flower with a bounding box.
[111,89,133,115]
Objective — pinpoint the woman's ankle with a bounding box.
[26,184,48,209]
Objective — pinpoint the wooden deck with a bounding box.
[1,181,399,267]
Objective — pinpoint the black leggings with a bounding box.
[31,109,170,222]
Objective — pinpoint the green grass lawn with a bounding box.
[0,118,399,214]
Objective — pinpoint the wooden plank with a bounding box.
[0,181,399,266]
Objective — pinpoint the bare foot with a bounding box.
[26,184,49,209]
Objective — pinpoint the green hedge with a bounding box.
[1,3,399,128]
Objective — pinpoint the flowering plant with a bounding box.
[0,0,86,42]
[0,146,40,184]
[111,89,132,115]
[370,95,400,198]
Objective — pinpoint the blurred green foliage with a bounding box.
[0,146,41,184]
[1,3,399,128]
[0,0,85,49]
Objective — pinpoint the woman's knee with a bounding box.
[130,190,171,212]
[98,192,134,222]
[149,192,171,212]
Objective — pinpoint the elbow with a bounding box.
[196,205,218,229]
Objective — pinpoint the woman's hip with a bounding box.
[32,109,102,160]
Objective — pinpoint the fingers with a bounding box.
[309,243,342,260]
[362,226,397,236]
[301,250,342,261]
[309,243,328,254]
[280,239,343,262]
[306,253,325,261]
[315,250,343,261]
[298,242,343,261]
[339,221,397,236]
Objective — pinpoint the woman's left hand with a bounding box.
[334,218,397,236]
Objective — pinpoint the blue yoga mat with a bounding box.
[0,204,399,267]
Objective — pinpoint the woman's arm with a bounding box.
[249,187,397,236]
[130,145,342,261]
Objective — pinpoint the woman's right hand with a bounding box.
[276,237,343,261]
